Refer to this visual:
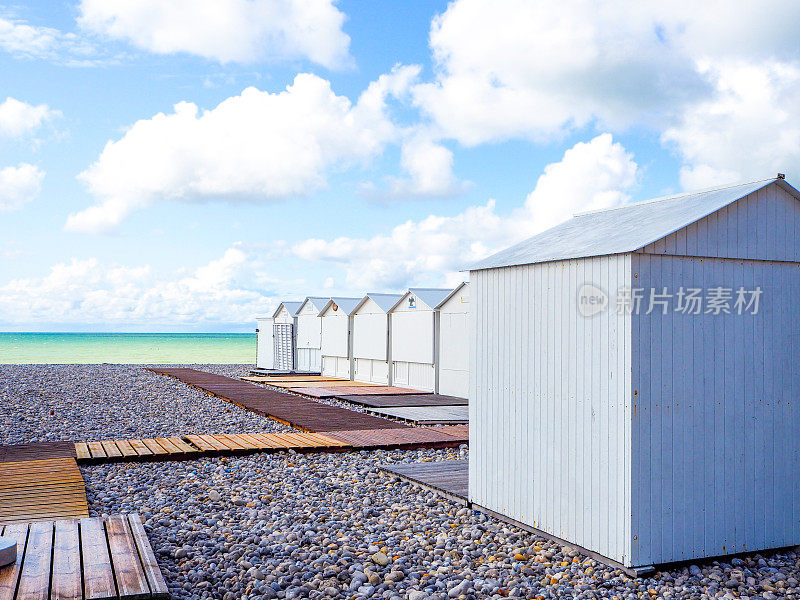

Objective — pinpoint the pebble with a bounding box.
[7,364,800,600]
[0,364,291,443]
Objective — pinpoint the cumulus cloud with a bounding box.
[663,61,800,188]
[0,245,290,326]
[0,163,44,211]
[386,135,462,197]
[294,134,637,289]
[412,0,800,155]
[0,97,59,137]
[67,67,419,233]
[78,0,352,68]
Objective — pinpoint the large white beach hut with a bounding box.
[295,297,330,373]
[272,301,302,371]
[255,316,274,369]
[319,297,361,379]
[351,293,403,385]
[435,282,470,398]
[468,176,800,571]
[388,288,452,392]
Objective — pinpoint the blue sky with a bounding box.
[1,0,798,331]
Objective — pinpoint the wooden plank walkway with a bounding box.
[336,393,468,408]
[368,405,469,425]
[0,442,76,463]
[379,460,469,505]
[74,426,469,463]
[0,458,89,525]
[0,514,169,600]
[148,368,409,432]
[295,386,429,398]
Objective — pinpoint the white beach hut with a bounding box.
[272,301,302,371]
[295,297,330,373]
[319,297,361,379]
[351,293,403,385]
[435,282,470,398]
[388,288,452,392]
[255,316,274,369]
[468,176,800,571]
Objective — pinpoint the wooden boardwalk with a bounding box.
[0,458,89,525]
[0,442,76,463]
[295,386,428,398]
[379,460,469,505]
[74,426,468,463]
[337,394,468,408]
[148,368,409,432]
[368,405,469,425]
[0,514,168,600]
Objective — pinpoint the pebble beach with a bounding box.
[3,364,799,600]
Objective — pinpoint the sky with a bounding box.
[0,0,798,332]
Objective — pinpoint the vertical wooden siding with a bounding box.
[631,253,800,566]
[470,256,633,565]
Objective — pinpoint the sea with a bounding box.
[0,332,256,364]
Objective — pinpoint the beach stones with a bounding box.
[0,537,16,567]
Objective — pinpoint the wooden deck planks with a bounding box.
[0,523,28,600]
[51,519,82,600]
[127,515,169,600]
[379,460,469,503]
[148,367,409,432]
[336,394,468,408]
[367,405,469,425]
[106,516,150,600]
[73,424,469,463]
[0,515,173,600]
[0,459,88,526]
[81,518,117,600]
[15,521,53,600]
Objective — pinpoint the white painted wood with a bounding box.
[470,180,800,568]
[438,283,470,398]
[470,257,633,565]
[392,360,435,391]
[255,317,274,369]
[354,357,389,385]
[391,312,434,363]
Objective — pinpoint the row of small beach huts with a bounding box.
[252,176,800,573]
[255,283,470,397]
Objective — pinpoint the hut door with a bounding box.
[273,323,295,370]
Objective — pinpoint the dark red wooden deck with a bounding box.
[148,367,409,432]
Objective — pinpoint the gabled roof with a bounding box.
[319,297,361,316]
[435,282,469,309]
[390,288,454,312]
[353,293,404,314]
[298,296,331,315]
[471,177,800,271]
[272,301,303,319]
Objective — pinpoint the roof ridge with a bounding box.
[574,177,777,217]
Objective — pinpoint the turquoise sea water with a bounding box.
[0,333,256,364]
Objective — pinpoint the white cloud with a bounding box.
[387,135,462,197]
[412,0,800,147]
[294,134,637,289]
[0,245,291,326]
[0,163,45,211]
[663,61,800,188]
[0,16,101,65]
[0,97,59,137]
[67,67,419,233]
[78,0,352,68]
